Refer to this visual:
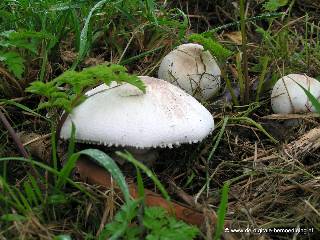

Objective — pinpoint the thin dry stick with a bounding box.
[0,107,29,158]
[23,133,51,147]
[118,32,135,64]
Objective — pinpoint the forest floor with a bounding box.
[1,0,320,239]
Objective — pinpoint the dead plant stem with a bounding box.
[0,107,29,158]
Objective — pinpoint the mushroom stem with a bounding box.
[111,147,159,168]
[124,147,159,167]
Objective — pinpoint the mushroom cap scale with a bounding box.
[158,43,221,101]
[271,74,320,114]
[84,81,118,96]
[60,76,214,148]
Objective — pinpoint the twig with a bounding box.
[23,133,51,146]
[0,107,29,158]
[261,112,320,120]
[118,32,135,64]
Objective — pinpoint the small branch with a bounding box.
[118,32,135,64]
[23,133,51,147]
[0,107,29,158]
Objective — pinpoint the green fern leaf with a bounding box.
[26,81,56,97]
[188,34,233,63]
[27,64,145,113]
[263,0,288,12]
[0,51,25,79]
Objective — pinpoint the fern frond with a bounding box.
[27,64,146,113]
[0,51,25,79]
[188,34,233,63]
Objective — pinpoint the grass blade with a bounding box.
[206,117,228,196]
[296,81,320,113]
[66,122,76,161]
[208,117,229,162]
[231,116,278,143]
[255,56,270,102]
[55,152,80,190]
[119,46,164,65]
[23,180,38,206]
[136,167,145,199]
[79,149,130,203]
[73,0,109,68]
[0,99,49,121]
[214,181,230,240]
[116,151,170,201]
[51,124,58,183]
[0,157,91,198]
[145,0,158,25]
[28,174,44,205]
[0,176,26,213]
[0,214,27,222]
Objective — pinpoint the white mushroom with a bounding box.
[60,76,214,163]
[158,43,221,101]
[271,74,320,114]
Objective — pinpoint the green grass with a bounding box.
[0,0,186,96]
[214,181,230,240]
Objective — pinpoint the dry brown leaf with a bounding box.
[224,31,242,45]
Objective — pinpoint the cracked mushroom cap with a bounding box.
[60,76,214,148]
[158,43,221,101]
[271,74,320,114]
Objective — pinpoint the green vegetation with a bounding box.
[26,64,145,112]
[99,201,199,240]
[1,0,320,239]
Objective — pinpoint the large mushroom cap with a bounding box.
[158,43,221,101]
[271,74,320,114]
[60,76,214,148]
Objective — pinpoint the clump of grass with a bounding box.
[0,152,118,239]
[0,0,186,97]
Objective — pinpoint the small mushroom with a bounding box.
[271,74,320,114]
[60,76,214,164]
[158,43,221,101]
